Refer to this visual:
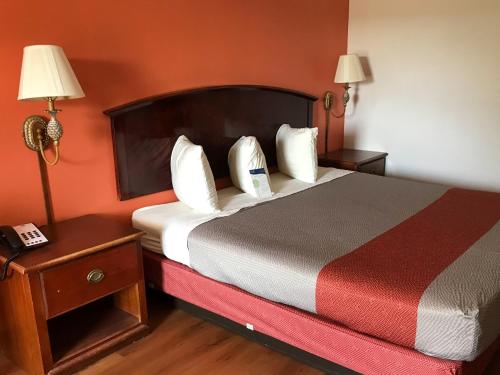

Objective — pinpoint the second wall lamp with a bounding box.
[324,54,366,154]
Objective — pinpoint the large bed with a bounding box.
[104,86,500,375]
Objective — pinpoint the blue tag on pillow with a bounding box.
[249,168,272,198]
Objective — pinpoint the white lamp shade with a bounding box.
[18,45,85,101]
[334,54,366,84]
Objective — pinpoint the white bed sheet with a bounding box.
[132,167,352,266]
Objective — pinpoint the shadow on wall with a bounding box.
[344,56,375,148]
[345,55,373,119]
[359,56,374,83]
[351,55,373,108]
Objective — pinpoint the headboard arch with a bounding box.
[104,85,317,200]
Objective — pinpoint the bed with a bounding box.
[104,85,500,375]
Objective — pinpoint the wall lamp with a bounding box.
[323,54,366,154]
[18,45,84,223]
[18,45,85,166]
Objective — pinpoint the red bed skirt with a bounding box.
[143,251,498,375]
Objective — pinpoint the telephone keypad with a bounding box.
[13,224,49,248]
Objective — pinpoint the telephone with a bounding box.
[0,223,49,281]
[0,223,49,252]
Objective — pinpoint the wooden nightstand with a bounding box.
[318,149,388,176]
[0,215,148,375]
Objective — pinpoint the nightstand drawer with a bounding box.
[41,243,140,318]
[358,158,386,176]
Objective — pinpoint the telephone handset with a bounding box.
[0,226,24,251]
[0,223,49,281]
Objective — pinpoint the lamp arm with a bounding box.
[324,84,351,118]
[330,107,346,119]
[37,136,60,166]
[37,104,63,166]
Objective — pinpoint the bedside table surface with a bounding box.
[0,214,143,274]
[319,149,388,165]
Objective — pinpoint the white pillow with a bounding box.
[228,136,272,197]
[276,124,318,183]
[171,135,220,213]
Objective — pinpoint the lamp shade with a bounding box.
[18,45,85,101]
[334,54,366,84]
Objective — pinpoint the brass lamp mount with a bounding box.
[22,115,50,151]
[323,83,351,118]
[323,83,351,154]
[22,97,62,166]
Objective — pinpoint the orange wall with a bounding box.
[0,0,349,225]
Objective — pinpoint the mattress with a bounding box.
[134,170,500,362]
[132,167,353,264]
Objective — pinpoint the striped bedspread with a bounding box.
[187,172,500,361]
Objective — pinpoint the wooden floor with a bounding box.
[1,290,499,375]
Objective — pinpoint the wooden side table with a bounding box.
[0,215,148,375]
[318,149,388,176]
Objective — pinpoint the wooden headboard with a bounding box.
[104,85,317,200]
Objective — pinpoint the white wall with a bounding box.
[346,0,500,192]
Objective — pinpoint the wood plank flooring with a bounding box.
[1,290,499,375]
[0,291,321,375]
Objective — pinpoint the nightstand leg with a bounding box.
[113,242,148,324]
[0,271,53,374]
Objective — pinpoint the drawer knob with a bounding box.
[87,269,105,284]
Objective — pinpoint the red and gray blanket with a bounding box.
[187,173,500,361]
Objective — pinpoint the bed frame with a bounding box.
[104,85,498,374]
